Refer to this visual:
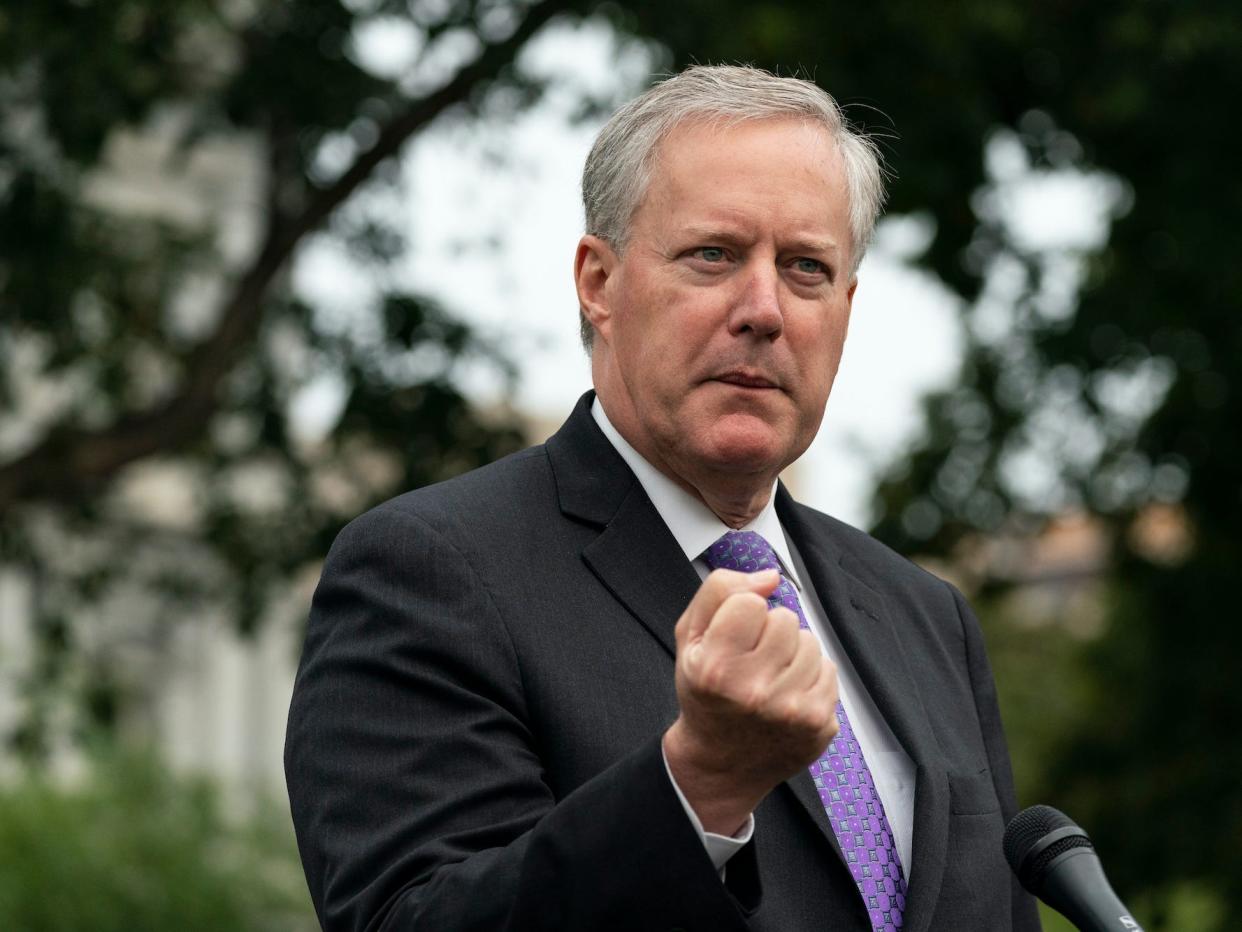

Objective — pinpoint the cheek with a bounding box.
[628,296,716,372]
[613,272,678,340]
[795,309,848,359]
[792,315,849,397]
[822,325,849,370]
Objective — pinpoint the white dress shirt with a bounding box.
[591,399,916,875]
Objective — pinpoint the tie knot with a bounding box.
[702,530,781,574]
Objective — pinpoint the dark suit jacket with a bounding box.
[285,392,1041,932]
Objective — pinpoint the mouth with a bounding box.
[711,369,780,390]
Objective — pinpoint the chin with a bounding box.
[697,425,793,476]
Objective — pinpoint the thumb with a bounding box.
[679,567,781,644]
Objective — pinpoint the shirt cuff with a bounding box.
[662,745,755,872]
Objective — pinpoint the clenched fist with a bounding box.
[662,568,840,836]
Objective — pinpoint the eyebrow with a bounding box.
[677,225,842,256]
[786,237,842,256]
[674,225,750,244]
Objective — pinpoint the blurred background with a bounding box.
[1,1,1237,929]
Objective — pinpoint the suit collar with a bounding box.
[545,391,634,527]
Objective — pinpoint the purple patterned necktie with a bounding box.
[702,530,907,932]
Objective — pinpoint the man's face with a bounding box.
[578,117,857,499]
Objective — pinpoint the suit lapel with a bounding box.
[581,480,701,658]
[547,393,699,658]
[778,489,949,932]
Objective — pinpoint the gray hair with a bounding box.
[579,64,887,349]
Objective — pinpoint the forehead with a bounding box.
[636,118,849,236]
[653,115,839,165]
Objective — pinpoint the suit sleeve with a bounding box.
[952,585,1043,932]
[284,504,760,932]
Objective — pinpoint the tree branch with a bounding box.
[0,0,570,513]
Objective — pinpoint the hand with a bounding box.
[663,568,839,836]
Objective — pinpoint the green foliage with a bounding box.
[0,0,562,754]
[0,750,315,931]
[1038,903,1076,932]
[971,597,1095,809]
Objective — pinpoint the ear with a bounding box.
[574,234,619,345]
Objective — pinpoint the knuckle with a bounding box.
[820,657,839,685]
[820,684,840,712]
[823,714,842,741]
[680,640,704,670]
[809,704,836,733]
[741,680,772,710]
[696,658,730,695]
[771,606,800,630]
[775,696,805,726]
[727,590,768,613]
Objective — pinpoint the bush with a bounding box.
[0,751,316,932]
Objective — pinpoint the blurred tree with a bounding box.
[0,0,639,757]
[611,0,1239,926]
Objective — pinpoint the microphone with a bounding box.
[1003,805,1144,932]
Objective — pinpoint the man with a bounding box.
[285,65,1041,932]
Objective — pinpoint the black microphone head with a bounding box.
[1003,805,1094,892]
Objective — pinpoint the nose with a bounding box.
[728,261,784,339]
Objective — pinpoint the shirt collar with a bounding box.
[591,397,803,591]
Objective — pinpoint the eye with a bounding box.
[793,257,827,276]
[694,246,727,263]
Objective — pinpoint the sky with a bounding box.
[293,17,1119,528]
